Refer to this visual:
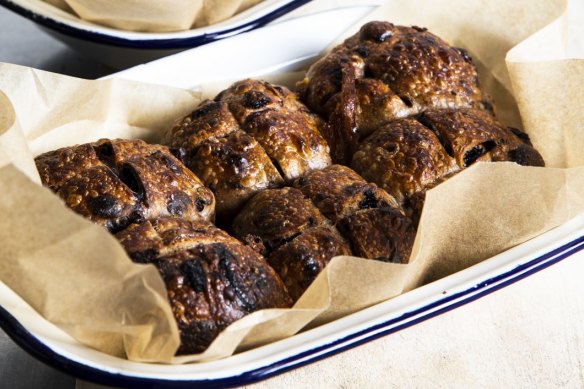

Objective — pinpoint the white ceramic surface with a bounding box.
[110,6,376,88]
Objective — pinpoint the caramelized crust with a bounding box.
[57,166,140,232]
[95,138,170,163]
[163,79,331,218]
[116,217,239,262]
[418,109,545,167]
[298,21,491,162]
[35,139,215,232]
[232,187,330,251]
[232,187,352,301]
[161,100,239,151]
[352,109,545,218]
[116,218,292,355]
[268,227,351,301]
[188,131,284,220]
[292,165,414,263]
[233,165,417,301]
[120,150,214,222]
[338,208,416,263]
[292,164,400,223]
[35,143,103,192]
[351,118,458,205]
[244,108,331,180]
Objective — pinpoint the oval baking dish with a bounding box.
[0,0,311,67]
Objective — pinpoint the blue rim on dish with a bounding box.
[1,235,583,388]
[0,0,312,49]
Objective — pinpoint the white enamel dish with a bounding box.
[0,0,311,68]
[3,215,584,388]
[1,6,584,388]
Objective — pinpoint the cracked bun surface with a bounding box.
[35,139,215,232]
[351,109,545,218]
[298,21,492,163]
[292,164,400,223]
[233,166,416,300]
[116,218,292,354]
[163,79,331,219]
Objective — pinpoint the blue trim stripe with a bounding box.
[241,235,584,384]
[0,0,311,49]
[1,235,582,388]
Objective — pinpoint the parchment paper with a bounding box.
[41,0,263,32]
[1,0,582,364]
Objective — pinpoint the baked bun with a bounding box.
[298,21,492,163]
[351,109,545,218]
[292,165,416,262]
[233,166,415,300]
[268,227,351,301]
[116,217,292,354]
[162,79,331,219]
[417,109,545,167]
[188,130,284,223]
[292,164,400,223]
[232,187,332,251]
[35,139,215,232]
[337,208,415,263]
[233,187,351,301]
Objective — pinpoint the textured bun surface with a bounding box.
[163,79,331,219]
[298,21,492,162]
[35,139,215,232]
[116,218,292,354]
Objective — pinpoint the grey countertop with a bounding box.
[0,6,113,78]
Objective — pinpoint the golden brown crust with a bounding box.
[337,208,416,263]
[35,143,103,192]
[351,118,459,205]
[417,109,545,168]
[35,139,215,231]
[298,21,491,163]
[355,78,412,136]
[233,165,416,301]
[115,218,292,355]
[292,164,400,223]
[160,100,239,150]
[268,227,351,301]
[232,187,331,251]
[163,79,331,218]
[188,131,284,220]
[244,108,331,180]
[352,109,545,219]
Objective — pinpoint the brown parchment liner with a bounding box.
[1,0,583,364]
[40,0,263,32]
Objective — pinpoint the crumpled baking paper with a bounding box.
[41,0,263,32]
[0,0,582,363]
